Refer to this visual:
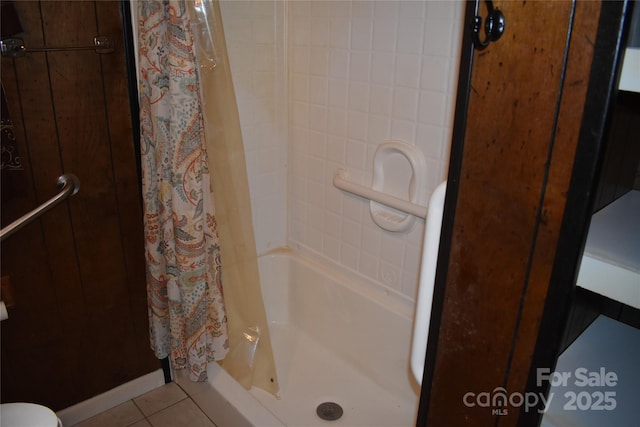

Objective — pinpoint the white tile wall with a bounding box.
[221,1,464,302]
[219,1,287,253]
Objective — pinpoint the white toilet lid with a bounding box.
[1,402,60,427]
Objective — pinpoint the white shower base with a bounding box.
[180,248,419,426]
[250,322,413,426]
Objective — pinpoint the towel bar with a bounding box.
[1,37,114,57]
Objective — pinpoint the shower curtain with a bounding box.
[138,0,228,381]
[137,0,279,394]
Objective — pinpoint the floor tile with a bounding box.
[127,420,152,427]
[147,398,216,427]
[172,369,214,398]
[133,382,187,416]
[72,400,144,427]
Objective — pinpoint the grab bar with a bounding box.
[0,37,114,57]
[411,180,446,385]
[333,169,427,219]
[0,174,80,242]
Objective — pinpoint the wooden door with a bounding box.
[415,1,630,426]
[1,0,158,411]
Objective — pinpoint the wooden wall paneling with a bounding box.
[2,0,157,409]
[593,91,640,211]
[595,105,625,208]
[21,1,95,406]
[426,2,574,423]
[561,287,640,351]
[519,2,631,425]
[0,12,36,229]
[498,2,602,426]
[559,288,602,353]
[592,1,640,209]
[39,0,143,392]
[0,53,64,406]
[1,1,89,408]
[419,1,603,425]
[611,93,640,196]
[94,0,157,373]
[35,2,111,408]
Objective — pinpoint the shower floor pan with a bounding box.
[249,321,415,426]
[179,250,418,426]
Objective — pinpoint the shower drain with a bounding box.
[316,402,343,421]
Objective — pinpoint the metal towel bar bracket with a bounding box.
[0,174,80,242]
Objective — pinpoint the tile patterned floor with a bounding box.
[70,383,216,427]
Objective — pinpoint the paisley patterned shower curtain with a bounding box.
[137,0,228,381]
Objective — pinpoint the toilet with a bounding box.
[0,402,62,426]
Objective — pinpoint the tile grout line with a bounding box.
[126,398,147,427]
[126,382,194,427]
[174,381,219,427]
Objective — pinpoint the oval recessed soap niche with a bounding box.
[370,140,427,232]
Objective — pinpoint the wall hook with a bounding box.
[472,0,505,50]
